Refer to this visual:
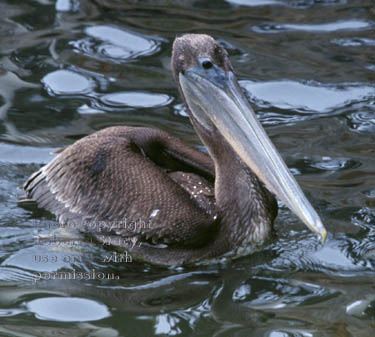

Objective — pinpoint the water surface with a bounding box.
[0,0,374,336]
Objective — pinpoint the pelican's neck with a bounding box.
[192,119,276,247]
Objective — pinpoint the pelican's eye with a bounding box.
[202,60,213,70]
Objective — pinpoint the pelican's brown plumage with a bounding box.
[23,34,326,266]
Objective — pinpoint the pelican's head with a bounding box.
[172,34,327,243]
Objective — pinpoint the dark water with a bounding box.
[0,0,374,336]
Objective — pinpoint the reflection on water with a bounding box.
[242,80,375,118]
[26,297,111,322]
[226,0,282,6]
[347,110,375,133]
[73,25,161,62]
[253,20,372,33]
[100,92,173,108]
[42,69,95,95]
[0,0,374,336]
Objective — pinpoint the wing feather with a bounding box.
[24,126,217,247]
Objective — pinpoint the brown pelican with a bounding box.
[24,34,327,266]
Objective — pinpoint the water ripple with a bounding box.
[262,220,375,275]
[55,0,80,12]
[226,0,281,6]
[241,80,375,125]
[289,0,348,7]
[253,20,372,33]
[42,69,95,96]
[0,144,57,164]
[352,207,375,228]
[309,238,372,273]
[0,267,36,283]
[100,92,173,109]
[288,155,361,174]
[173,103,189,117]
[346,110,375,133]
[233,276,338,309]
[26,297,110,322]
[226,0,351,9]
[346,295,375,319]
[332,38,375,47]
[71,25,161,63]
[242,80,374,114]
